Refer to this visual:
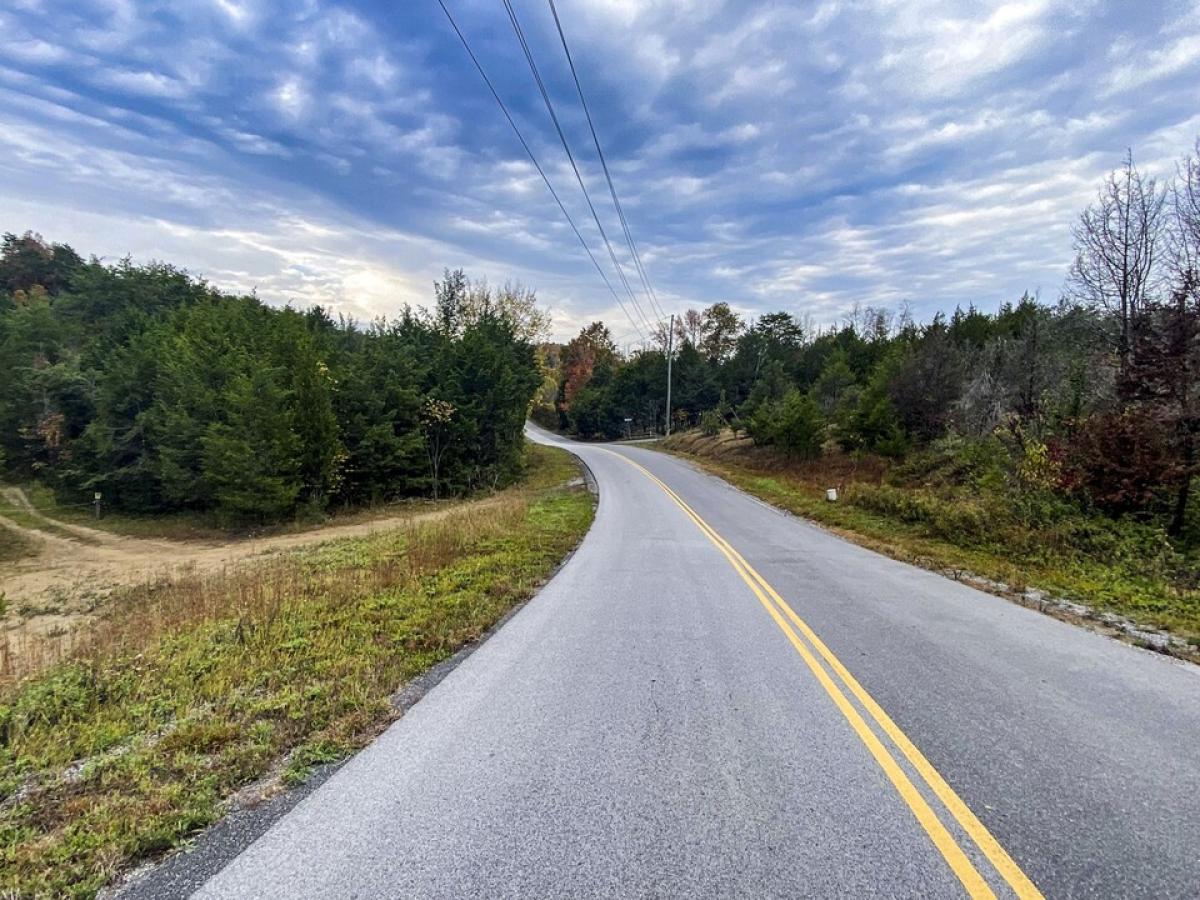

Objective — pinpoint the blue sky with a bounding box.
[3,0,1199,342]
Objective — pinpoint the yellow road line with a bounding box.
[729,541,1044,899]
[604,449,1043,900]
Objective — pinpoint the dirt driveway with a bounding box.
[0,487,500,638]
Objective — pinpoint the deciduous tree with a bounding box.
[1069,151,1167,386]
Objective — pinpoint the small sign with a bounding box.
[94,492,102,500]
[624,417,632,422]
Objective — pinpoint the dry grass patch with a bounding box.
[0,524,37,566]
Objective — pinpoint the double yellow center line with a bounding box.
[604,449,1042,900]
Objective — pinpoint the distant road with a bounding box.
[191,424,1200,898]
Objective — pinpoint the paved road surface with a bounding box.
[191,426,1200,899]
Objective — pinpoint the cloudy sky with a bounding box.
[3,1,1199,342]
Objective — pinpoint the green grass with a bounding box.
[0,443,594,898]
[661,433,1200,649]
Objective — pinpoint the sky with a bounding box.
[3,1,1199,344]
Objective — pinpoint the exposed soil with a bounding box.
[0,487,504,646]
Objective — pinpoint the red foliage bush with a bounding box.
[1060,410,1177,513]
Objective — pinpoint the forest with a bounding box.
[539,139,1200,550]
[0,243,544,522]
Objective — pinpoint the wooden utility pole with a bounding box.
[665,313,674,436]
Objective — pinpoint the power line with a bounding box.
[435,0,646,340]
[500,0,654,335]
[499,0,657,335]
[546,0,667,324]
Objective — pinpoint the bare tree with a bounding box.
[863,305,894,342]
[1068,150,1167,384]
[1170,138,1200,279]
[796,311,815,345]
[842,301,863,333]
[650,312,694,353]
[649,318,674,353]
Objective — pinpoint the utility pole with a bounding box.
[665,313,674,437]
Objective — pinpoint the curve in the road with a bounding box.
[124,425,1200,900]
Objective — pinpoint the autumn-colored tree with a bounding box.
[559,322,616,411]
[434,268,551,343]
[699,302,743,363]
[0,231,82,296]
[1062,409,1176,515]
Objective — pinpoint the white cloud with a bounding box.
[871,0,1057,98]
[1,36,69,64]
[272,78,309,120]
[2,0,1198,340]
[211,0,254,27]
[1104,31,1200,95]
[92,68,188,98]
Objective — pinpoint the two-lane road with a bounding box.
[188,426,1200,898]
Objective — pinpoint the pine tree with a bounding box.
[202,371,301,522]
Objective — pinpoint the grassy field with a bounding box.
[662,431,1200,649]
[0,443,593,898]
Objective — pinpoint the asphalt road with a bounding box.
[190,425,1200,899]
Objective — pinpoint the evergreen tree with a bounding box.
[749,389,825,458]
[201,370,301,522]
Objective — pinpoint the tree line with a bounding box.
[0,242,545,522]
[539,137,1200,540]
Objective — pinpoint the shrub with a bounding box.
[1062,410,1177,514]
[746,402,776,447]
[891,433,1009,490]
[775,391,826,458]
[847,484,991,545]
[748,390,825,458]
[529,404,559,431]
[699,409,724,437]
[843,375,908,459]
